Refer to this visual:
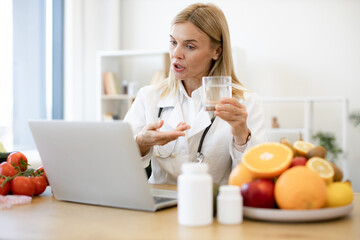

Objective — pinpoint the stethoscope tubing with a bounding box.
[155,107,215,162]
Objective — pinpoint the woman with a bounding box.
[124,3,267,185]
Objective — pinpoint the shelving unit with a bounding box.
[262,96,349,179]
[96,49,169,120]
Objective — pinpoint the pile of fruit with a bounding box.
[229,138,354,210]
[0,151,49,197]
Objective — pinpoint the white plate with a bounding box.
[243,204,354,222]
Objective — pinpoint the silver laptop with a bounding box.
[28,120,177,211]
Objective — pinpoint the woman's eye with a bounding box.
[170,40,177,46]
[186,45,195,50]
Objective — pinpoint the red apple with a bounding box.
[290,156,307,168]
[240,179,275,208]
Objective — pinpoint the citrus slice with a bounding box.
[306,157,335,184]
[242,142,293,178]
[275,166,327,209]
[293,140,315,156]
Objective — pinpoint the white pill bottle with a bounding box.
[217,185,243,225]
[177,162,213,226]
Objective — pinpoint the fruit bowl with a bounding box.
[243,204,354,222]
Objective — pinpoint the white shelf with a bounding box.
[262,96,347,102]
[101,94,136,100]
[96,49,169,120]
[97,49,168,57]
[266,128,305,135]
[262,96,349,180]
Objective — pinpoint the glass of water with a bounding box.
[202,76,232,111]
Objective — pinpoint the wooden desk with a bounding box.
[1,185,359,240]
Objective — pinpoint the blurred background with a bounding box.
[0,0,359,191]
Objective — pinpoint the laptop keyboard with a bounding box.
[153,196,176,204]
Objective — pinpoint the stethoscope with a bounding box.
[155,107,215,163]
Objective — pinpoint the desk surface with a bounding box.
[1,185,359,240]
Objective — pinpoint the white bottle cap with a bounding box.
[219,185,240,195]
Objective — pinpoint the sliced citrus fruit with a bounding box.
[306,157,334,184]
[275,166,327,209]
[293,140,315,156]
[242,142,293,178]
[228,163,254,187]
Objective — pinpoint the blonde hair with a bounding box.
[158,3,246,99]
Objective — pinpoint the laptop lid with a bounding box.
[28,120,176,211]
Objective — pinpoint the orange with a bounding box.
[242,142,293,178]
[293,140,315,156]
[275,166,327,209]
[228,163,254,187]
[306,157,335,184]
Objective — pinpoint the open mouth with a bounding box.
[173,63,184,70]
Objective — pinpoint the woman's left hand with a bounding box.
[214,97,250,146]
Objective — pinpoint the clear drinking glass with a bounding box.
[202,76,232,111]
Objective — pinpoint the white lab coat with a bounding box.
[124,83,267,185]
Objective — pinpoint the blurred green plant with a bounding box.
[312,132,342,162]
[349,111,360,128]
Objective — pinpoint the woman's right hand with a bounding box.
[136,120,190,156]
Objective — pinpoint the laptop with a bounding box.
[28,120,177,211]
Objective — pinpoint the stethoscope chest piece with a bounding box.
[196,152,204,163]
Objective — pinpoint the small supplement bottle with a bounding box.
[217,185,243,225]
[177,162,213,226]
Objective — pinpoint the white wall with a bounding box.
[117,0,360,190]
[65,0,360,191]
[0,0,13,149]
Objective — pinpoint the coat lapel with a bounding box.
[186,109,212,138]
[156,85,212,138]
[156,91,184,130]
[167,98,184,129]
